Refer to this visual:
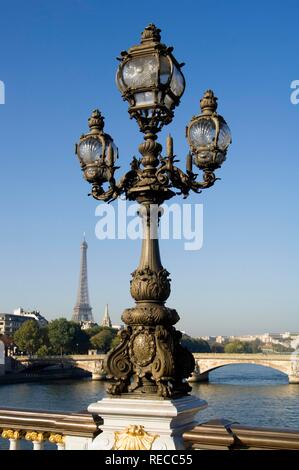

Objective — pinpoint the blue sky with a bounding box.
[0,0,298,336]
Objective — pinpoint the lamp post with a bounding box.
[76,24,231,449]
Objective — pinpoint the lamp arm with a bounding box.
[90,157,141,203]
[188,169,219,192]
[157,161,218,198]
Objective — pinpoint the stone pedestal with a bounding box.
[88,395,207,450]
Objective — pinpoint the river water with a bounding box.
[0,364,298,433]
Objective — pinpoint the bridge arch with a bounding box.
[191,354,295,383]
[202,362,289,378]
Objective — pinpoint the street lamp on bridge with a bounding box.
[74,24,231,449]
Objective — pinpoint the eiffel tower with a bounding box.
[72,236,93,323]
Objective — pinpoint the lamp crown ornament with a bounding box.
[88,109,105,132]
[74,25,232,399]
[200,89,218,114]
[141,23,161,43]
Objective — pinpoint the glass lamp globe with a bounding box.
[116,24,185,133]
[76,109,118,184]
[187,90,231,171]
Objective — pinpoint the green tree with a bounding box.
[272,343,295,353]
[36,345,50,357]
[85,325,102,338]
[72,327,90,354]
[90,328,117,353]
[13,320,42,356]
[181,335,211,353]
[47,318,78,356]
[211,342,225,353]
[224,341,247,353]
[244,339,262,353]
[110,334,121,349]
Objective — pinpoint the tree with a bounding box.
[247,339,262,353]
[181,335,211,353]
[224,341,247,353]
[72,327,90,354]
[13,320,42,356]
[47,318,77,356]
[272,343,295,353]
[90,328,117,353]
[211,342,225,353]
[110,334,121,349]
[36,345,50,357]
[85,325,102,338]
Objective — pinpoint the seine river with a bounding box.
[0,364,299,433]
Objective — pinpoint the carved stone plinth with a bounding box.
[88,395,207,450]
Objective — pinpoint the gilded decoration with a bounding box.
[49,433,65,445]
[113,425,158,450]
[25,431,48,442]
[1,429,25,440]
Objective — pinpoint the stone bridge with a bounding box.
[13,355,107,380]
[13,353,299,383]
[191,353,299,384]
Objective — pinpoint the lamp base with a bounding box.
[87,395,207,450]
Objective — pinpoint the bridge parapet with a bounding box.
[0,407,101,450]
[1,407,299,450]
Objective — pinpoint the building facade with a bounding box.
[0,308,48,337]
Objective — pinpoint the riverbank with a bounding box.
[0,368,90,385]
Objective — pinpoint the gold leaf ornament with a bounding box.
[49,433,64,444]
[113,425,158,450]
[1,429,25,440]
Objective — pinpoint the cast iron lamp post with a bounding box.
[75,24,231,398]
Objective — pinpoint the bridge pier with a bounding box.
[92,372,106,381]
[188,371,209,383]
[288,375,299,384]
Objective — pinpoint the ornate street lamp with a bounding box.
[75,24,231,399]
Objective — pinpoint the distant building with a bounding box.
[0,308,48,336]
[80,321,97,330]
[101,304,112,328]
[13,308,48,327]
[196,332,299,349]
[215,336,227,344]
[200,336,216,342]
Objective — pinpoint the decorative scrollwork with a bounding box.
[105,328,132,394]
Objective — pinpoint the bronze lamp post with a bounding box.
[75,24,231,399]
